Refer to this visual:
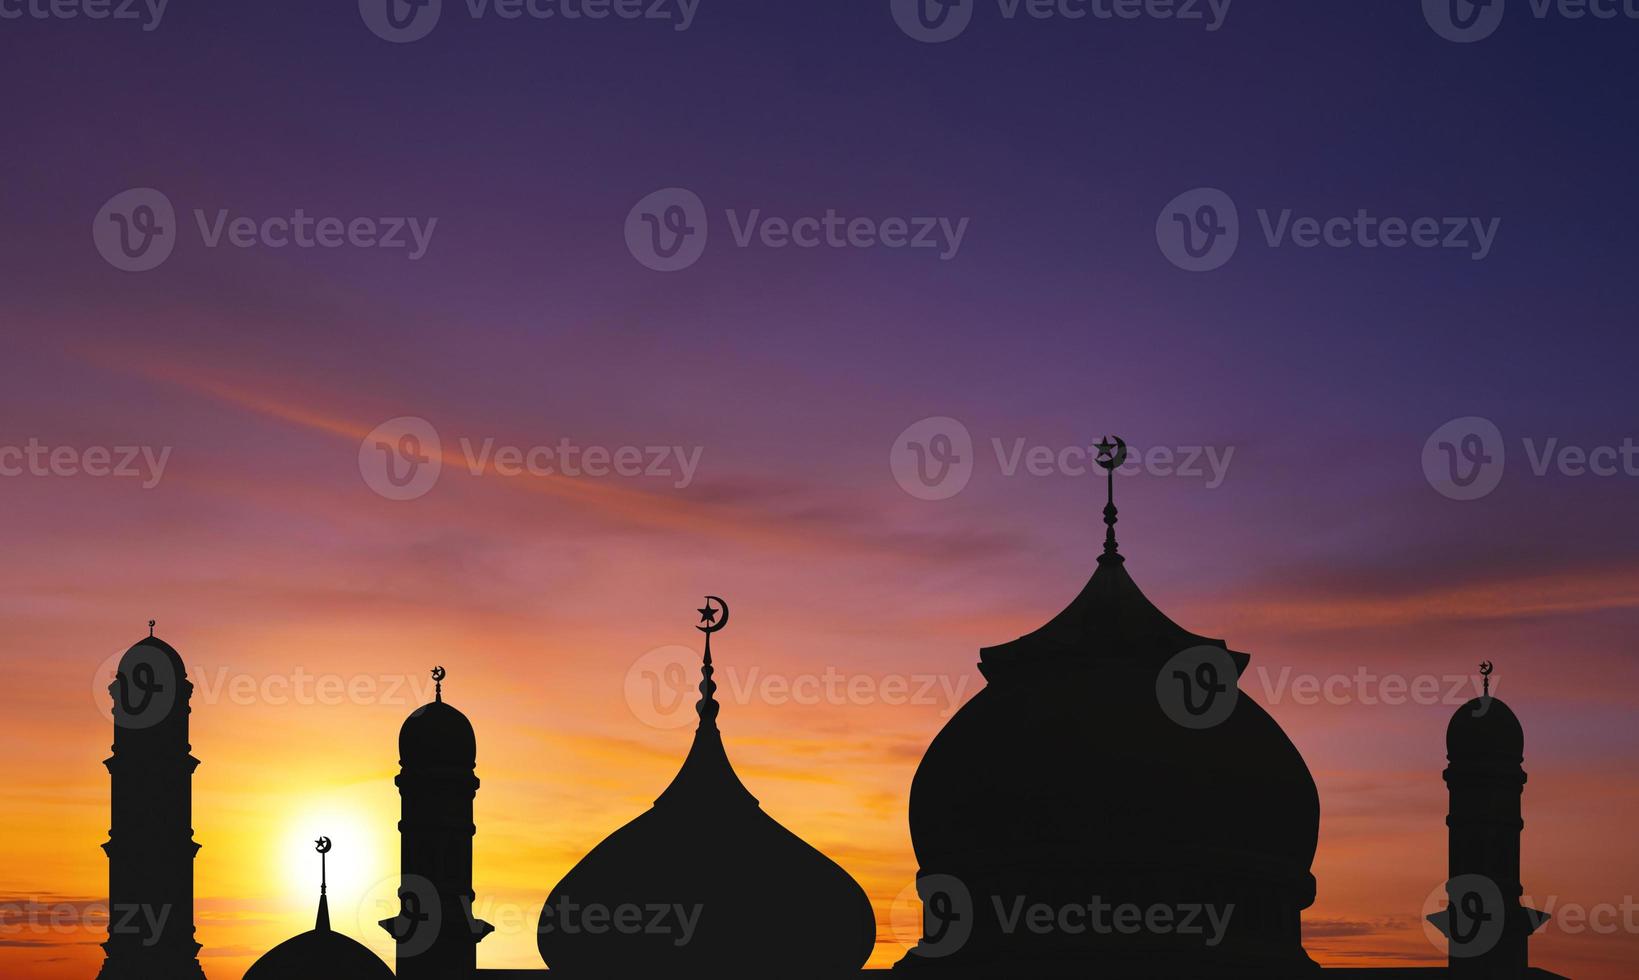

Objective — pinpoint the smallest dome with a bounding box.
[1447,695,1524,760]
[244,923,394,980]
[247,841,393,980]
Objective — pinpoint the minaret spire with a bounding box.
[314,837,332,932]
[1094,436,1129,559]
[694,596,729,731]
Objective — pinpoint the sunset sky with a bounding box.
[3,3,1639,978]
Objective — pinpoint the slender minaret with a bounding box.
[1429,663,1550,978]
[380,667,493,979]
[97,623,207,980]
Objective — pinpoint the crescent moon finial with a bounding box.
[1479,661,1494,697]
[315,836,332,854]
[693,597,728,730]
[148,619,155,638]
[1094,436,1128,558]
[431,665,446,702]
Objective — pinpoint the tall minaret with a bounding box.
[1428,663,1550,978]
[380,667,493,979]
[97,623,206,980]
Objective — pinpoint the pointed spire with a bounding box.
[431,665,446,703]
[314,837,333,932]
[1094,436,1128,560]
[694,597,729,731]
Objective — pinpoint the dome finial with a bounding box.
[1094,436,1129,558]
[1479,660,1494,697]
[431,665,446,703]
[147,619,155,638]
[694,596,729,731]
[313,837,333,931]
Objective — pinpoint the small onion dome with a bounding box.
[1447,695,1525,762]
[245,894,393,980]
[538,599,875,979]
[109,627,194,733]
[398,700,477,766]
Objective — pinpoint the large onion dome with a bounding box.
[538,598,876,979]
[898,442,1320,977]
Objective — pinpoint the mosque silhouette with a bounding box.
[94,442,1568,978]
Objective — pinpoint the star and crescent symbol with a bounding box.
[1095,435,1128,470]
[696,596,729,634]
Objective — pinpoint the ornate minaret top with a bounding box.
[693,596,729,731]
[1094,436,1128,559]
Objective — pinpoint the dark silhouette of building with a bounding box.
[1426,666,1553,979]
[535,597,876,978]
[245,839,394,980]
[97,624,206,980]
[896,440,1319,976]
[93,456,1575,978]
[380,667,495,977]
